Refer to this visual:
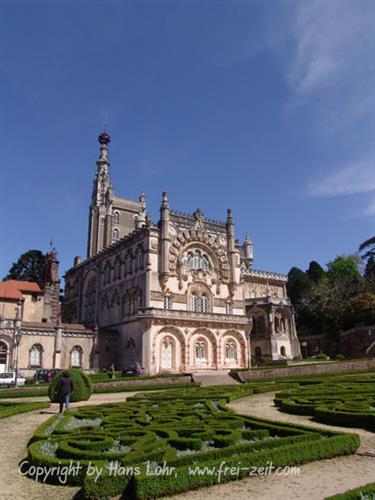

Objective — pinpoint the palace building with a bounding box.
[0,132,300,376]
[61,132,301,374]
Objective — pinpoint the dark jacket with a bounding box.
[59,376,73,398]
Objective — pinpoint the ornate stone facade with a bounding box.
[62,133,301,374]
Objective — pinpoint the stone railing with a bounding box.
[137,307,250,325]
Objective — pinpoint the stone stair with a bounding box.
[192,370,241,387]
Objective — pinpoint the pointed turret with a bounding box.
[159,191,170,285]
[226,208,237,285]
[242,233,254,269]
[135,192,147,229]
[87,131,114,257]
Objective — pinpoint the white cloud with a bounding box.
[287,0,374,97]
[308,160,375,197]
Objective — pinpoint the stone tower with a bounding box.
[87,132,141,258]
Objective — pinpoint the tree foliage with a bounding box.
[4,250,45,283]
[288,255,371,339]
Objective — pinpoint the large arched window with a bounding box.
[113,211,120,223]
[30,344,43,367]
[225,340,237,361]
[71,346,83,367]
[195,338,207,362]
[188,288,211,313]
[112,228,120,241]
[0,342,7,371]
[184,250,210,271]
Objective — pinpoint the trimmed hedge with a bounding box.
[25,384,360,499]
[48,369,92,403]
[275,372,375,432]
[325,482,375,499]
[0,401,50,419]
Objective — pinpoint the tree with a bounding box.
[343,292,375,329]
[287,267,310,306]
[326,255,362,286]
[364,255,375,291]
[4,250,45,283]
[306,261,325,283]
[359,235,375,260]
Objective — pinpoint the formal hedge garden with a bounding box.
[25,384,359,499]
[274,373,375,431]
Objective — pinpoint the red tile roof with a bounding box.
[0,280,42,300]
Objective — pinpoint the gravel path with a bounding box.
[1,391,374,500]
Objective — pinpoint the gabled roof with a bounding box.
[0,280,42,300]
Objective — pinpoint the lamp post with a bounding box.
[14,299,23,387]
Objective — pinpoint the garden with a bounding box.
[26,384,360,499]
[274,372,375,431]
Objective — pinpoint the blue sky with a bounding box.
[0,0,374,280]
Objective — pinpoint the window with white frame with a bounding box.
[189,293,198,312]
[225,340,237,361]
[225,302,233,315]
[201,294,209,313]
[71,346,83,367]
[184,250,210,271]
[163,295,172,310]
[195,339,207,361]
[112,228,120,241]
[113,211,120,223]
[30,344,42,367]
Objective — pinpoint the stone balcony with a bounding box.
[136,307,251,329]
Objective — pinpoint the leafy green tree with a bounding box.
[343,292,375,329]
[306,261,325,283]
[287,267,310,306]
[4,250,45,283]
[364,255,375,292]
[326,255,362,285]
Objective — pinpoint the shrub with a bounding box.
[335,354,345,361]
[48,369,92,403]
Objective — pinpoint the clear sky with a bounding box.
[0,0,374,280]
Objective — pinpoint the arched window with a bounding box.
[161,337,174,370]
[190,293,198,312]
[30,344,43,367]
[225,340,237,361]
[252,315,266,337]
[201,294,209,313]
[0,342,7,371]
[112,228,120,241]
[195,339,207,362]
[136,247,143,270]
[71,346,83,367]
[113,211,120,223]
[280,345,286,357]
[225,302,233,315]
[184,250,210,271]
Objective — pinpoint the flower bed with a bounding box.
[275,373,375,431]
[26,385,359,499]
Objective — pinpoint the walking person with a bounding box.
[58,370,73,413]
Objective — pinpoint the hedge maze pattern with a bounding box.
[26,384,360,499]
[275,373,375,431]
